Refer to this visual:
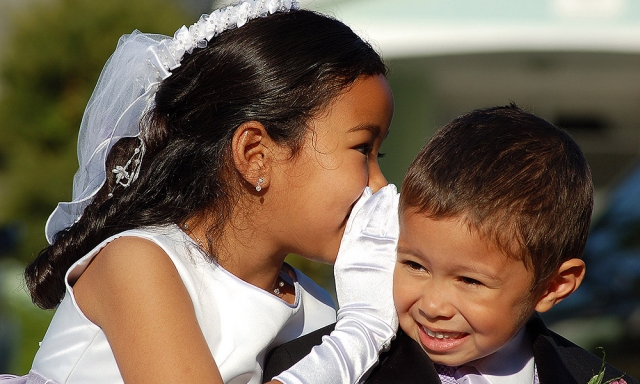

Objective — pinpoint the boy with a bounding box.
[264,104,637,383]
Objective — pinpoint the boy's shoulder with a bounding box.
[529,315,638,384]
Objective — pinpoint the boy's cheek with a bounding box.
[392,275,419,320]
[394,299,416,339]
[392,269,410,309]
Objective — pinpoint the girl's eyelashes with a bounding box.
[354,143,374,156]
[354,144,386,159]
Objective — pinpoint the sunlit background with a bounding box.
[1,0,639,376]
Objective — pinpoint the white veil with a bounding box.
[45,32,165,243]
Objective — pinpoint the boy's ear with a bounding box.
[232,121,273,192]
[534,258,585,313]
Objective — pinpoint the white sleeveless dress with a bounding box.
[20,225,336,384]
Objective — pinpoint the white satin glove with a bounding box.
[274,184,399,384]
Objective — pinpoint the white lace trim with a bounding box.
[147,0,299,82]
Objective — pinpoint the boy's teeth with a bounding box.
[424,327,460,339]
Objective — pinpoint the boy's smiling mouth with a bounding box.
[422,326,464,340]
[418,324,468,353]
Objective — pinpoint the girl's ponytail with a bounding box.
[25,137,147,309]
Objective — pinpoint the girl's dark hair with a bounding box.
[26,10,387,309]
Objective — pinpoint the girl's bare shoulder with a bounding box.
[74,234,187,325]
[74,235,222,382]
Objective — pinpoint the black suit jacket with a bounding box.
[263,315,638,384]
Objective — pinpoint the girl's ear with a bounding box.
[534,258,586,313]
[232,121,273,192]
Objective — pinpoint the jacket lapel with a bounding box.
[366,330,442,384]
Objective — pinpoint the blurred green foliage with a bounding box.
[0,0,191,374]
[0,0,191,263]
[0,259,54,374]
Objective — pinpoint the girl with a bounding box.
[1,0,399,383]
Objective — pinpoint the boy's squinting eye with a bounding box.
[460,276,483,286]
[377,152,386,159]
[401,260,426,272]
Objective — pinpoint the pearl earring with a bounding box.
[256,177,264,192]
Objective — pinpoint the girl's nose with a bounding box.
[367,160,387,193]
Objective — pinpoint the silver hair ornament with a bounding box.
[107,144,146,198]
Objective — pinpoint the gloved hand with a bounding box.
[273,184,399,384]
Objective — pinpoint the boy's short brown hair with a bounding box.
[400,104,593,293]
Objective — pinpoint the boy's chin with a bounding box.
[426,353,472,368]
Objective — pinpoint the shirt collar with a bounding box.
[469,327,536,384]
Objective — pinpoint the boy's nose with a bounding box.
[418,286,455,320]
[367,160,387,193]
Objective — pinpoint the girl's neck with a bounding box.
[182,214,291,299]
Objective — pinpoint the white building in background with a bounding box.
[305,0,640,216]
